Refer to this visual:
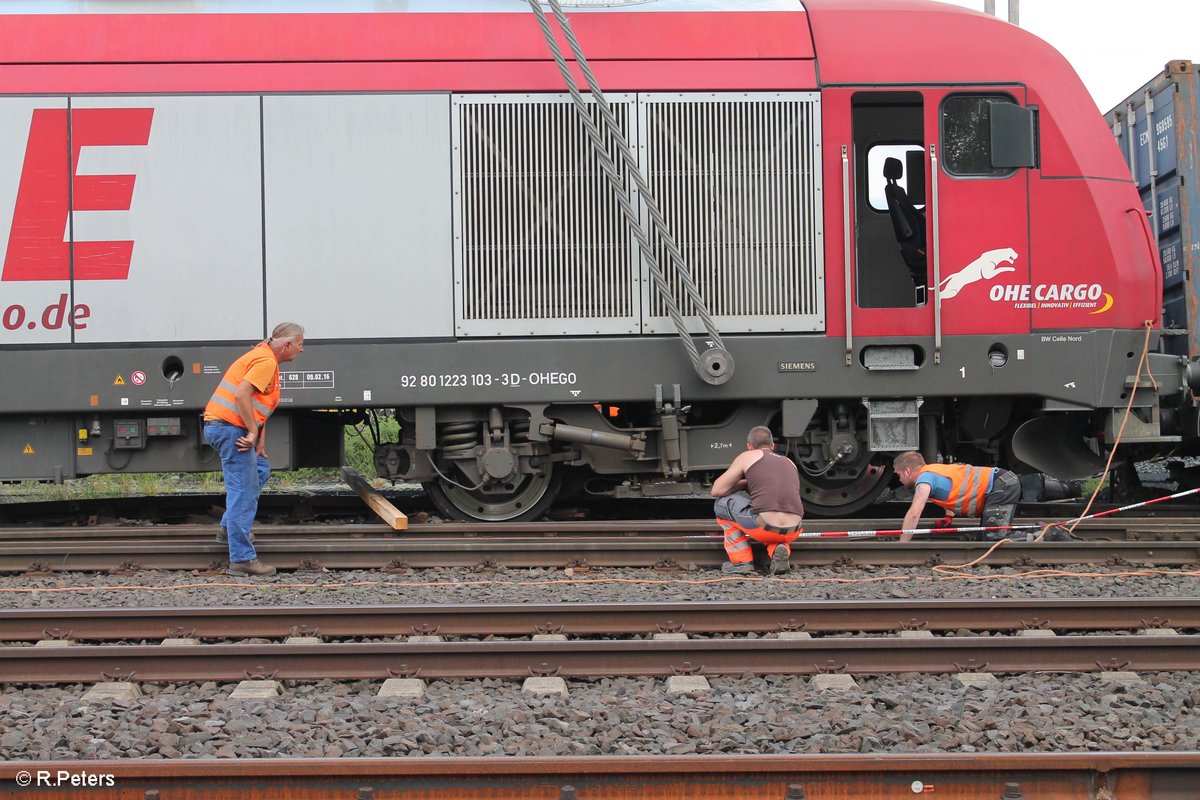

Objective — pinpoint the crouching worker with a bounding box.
[711,426,804,575]
[893,451,1021,542]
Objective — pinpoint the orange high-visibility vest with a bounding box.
[203,343,280,429]
[921,463,994,517]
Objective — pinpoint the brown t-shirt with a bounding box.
[746,451,804,517]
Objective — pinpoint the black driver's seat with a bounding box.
[883,156,927,294]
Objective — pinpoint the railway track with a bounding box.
[7,516,1200,540]
[3,597,1197,683]
[2,486,1199,524]
[4,632,1197,683]
[3,597,1197,641]
[4,569,1199,796]
[3,519,1200,572]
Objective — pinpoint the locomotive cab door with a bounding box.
[838,87,1035,356]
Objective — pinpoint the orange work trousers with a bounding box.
[716,518,801,565]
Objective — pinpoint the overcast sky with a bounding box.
[936,0,1200,113]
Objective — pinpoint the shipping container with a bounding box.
[1106,60,1200,359]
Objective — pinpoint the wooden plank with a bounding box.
[340,466,408,531]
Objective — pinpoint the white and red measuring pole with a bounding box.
[789,486,1200,540]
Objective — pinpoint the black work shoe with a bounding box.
[769,547,790,575]
[227,559,276,577]
[216,527,254,544]
[1043,524,1074,542]
[721,561,754,575]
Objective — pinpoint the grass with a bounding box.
[0,418,396,502]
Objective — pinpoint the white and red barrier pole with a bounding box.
[788,486,1200,540]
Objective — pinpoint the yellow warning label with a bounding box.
[22,443,34,455]
[77,447,94,457]
[114,375,126,386]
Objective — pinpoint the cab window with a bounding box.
[941,94,1031,176]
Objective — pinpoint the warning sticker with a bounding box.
[77,447,93,456]
[114,375,126,386]
[22,443,34,455]
[131,371,147,386]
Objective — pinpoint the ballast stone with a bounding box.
[953,673,1000,689]
[523,677,568,697]
[230,680,282,699]
[83,682,142,704]
[1100,671,1146,685]
[665,675,711,695]
[379,678,427,699]
[810,674,859,691]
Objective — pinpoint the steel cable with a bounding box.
[526,0,734,384]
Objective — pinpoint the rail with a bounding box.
[3,634,1198,683]
[3,598,1197,642]
[2,534,1200,572]
[0,753,1195,800]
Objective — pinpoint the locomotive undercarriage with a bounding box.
[368,395,1083,522]
[371,399,890,520]
[0,331,1193,523]
[371,373,1195,523]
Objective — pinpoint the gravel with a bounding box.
[3,562,1197,759]
[0,562,1197,609]
[1,673,1197,759]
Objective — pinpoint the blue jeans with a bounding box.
[205,422,270,564]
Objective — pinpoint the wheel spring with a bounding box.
[439,422,480,453]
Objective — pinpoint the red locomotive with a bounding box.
[0,0,1192,520]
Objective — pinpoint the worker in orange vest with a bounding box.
[203,322,305,576]
[893,451,1021,542]
[711,426,804,575]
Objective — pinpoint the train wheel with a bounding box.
[798,461,891,517]
[423,465,562,522]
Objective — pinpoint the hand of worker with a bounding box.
[936,515,954,529]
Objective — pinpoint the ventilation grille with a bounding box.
[455,96,638,335]
[453,93,824,337]
[642,95,823,332]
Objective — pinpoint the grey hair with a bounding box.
[268,322,305,344]
[747,425,775,449]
